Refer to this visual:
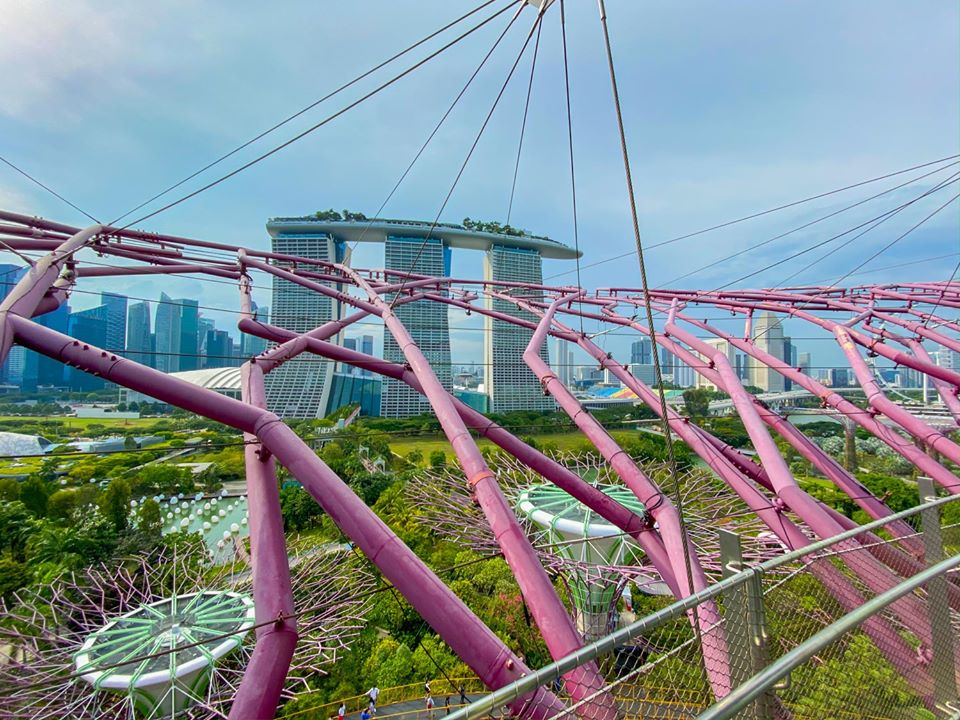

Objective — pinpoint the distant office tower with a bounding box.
[197,317,215,363]
[484,245,554,413]
[782,337,793,390]
[178,299,200,372]
[748,313,786,392]
[126,301,153,367]
[100,292,127,353]
[629,363,657,385]
[265,225,345,418]
[828,368,849,387]
[341,337,358,375]
[0,264,26,385]
[154,293,181,374]
[359,334,374,376]
[68,306,108,391]
[554,337,571,385]
[631,338,652,365]
[798,351,811,375]
[23,301,69,390]
[695,338,738,391]
[382,236,451,417]
[4,347,25,386]
[204,330,236,369]
[241,302,269,357]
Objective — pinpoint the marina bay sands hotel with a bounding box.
[264,216,581,419]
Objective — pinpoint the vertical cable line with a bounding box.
[505,10,543,224]
[108,0,506,226]
[388,5,548,310]
[115,1,517,232]
[0,154,100,223]
[596,0,701,634]
[559,0,584,335]
[348,0,528,258]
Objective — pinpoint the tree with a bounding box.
[405,449,423,467]
[0,477,19,502]
[682,388,711,419]
[19,475,50,517]
[429,450,446,468]
[279,486,324,532]
[0,556,31,602]
[124,435,137,450]
[100,478,132,532]
[0,501,34,561]
[138,498,163,540]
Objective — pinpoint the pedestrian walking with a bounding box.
[458,685,469,705]
[338,703,346,720]
[366,686,380,714]
[361,708,371,720]
[425,693,435,720]
[444,696,450,715]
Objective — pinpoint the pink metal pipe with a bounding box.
[861,321,960,423]
[231,360,298,719]
[665,311,936,649]
[229,279,298,719]
[659,308,921,547]
[670,309,960,492]
[238,317,664,574]
[834,325,960,467]
[0,223,101,366]
[334,268,614,720]
[9,315,565,720]
[522,294,734,698]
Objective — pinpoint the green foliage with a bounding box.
[429,451,446,468]
[137,498,164,540]
[0,501,33,561]
[279,486,324,532]
[0,477,18,501]
[461,217,535,238]
[18,475,51,517]
[682,388,711,419]
[100,478,132,532]
[0,556,31,601]
[131,464,195,496]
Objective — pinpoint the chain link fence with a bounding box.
[447,485,960,720]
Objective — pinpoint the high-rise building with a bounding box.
[125,301,153,368]
[748,313,786,392]
[631,338,652,365]
[382,236,451,417]
[798,351,811,375]
[100,292,127,353]
[178,299,200,372]
[154,293,181,374]
[23,301,69,390]
[67,305,108,391]
[695,338,737,391]
[204,329,236,369]
[264,224,345,418]
[359,334,374,377]
[484,245,554,414]
[241,302,269,357]
[554,337,571,385]
[0,264,27,385]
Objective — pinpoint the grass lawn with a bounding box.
[389,430,641,458]
[0,416,160,430]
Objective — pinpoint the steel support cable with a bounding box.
[738,170,960,294]
[543,152,960,281]
[596,0,698,605]
[661,160,960,288]
[346,0,529,258]
[0,154,100,224]
[115,1,517,232]
[744,179,960,346]
[560,0,584,336]
[505,9,543,224]
[108,0,505,226]
[387,5,548,311]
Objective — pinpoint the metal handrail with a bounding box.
[696,552,960,720]
[446,493,960,720]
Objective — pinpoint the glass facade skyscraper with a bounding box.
[265,228,345,418]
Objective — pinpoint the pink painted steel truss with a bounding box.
[0,209,957,717]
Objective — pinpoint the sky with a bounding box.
[0,0,957,371]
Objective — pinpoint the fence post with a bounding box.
[917,476,958,715]
[719,530,775,719]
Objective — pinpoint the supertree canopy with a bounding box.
[0,538,373,719]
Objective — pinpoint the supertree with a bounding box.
[406,453,787,639]
[0,537,374,719]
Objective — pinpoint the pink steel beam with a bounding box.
[238,318,656,551]
[229,278,298,720]
[663,305,937,651]
[521,293,734,699]
[834,325,960,466]
[6,314,565,720]
[332,265,615,719]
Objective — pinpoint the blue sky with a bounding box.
[1,0,957,369]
